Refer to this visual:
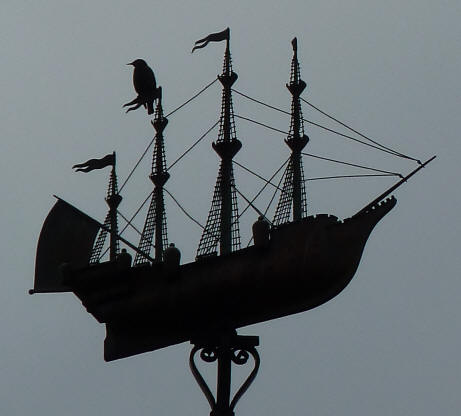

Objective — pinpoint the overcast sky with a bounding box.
[1,1,460,415]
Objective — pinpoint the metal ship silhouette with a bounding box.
[31,30,433,362]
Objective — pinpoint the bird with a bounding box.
[123,59,161,115]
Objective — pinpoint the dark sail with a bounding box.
[32,198,100,293]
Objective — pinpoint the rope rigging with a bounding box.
[167,120,219,171]
[98,191,153,261]
[300,97,421,164]
[263,166,287,221]
[164,187,205,231]
[233,159,288,193]
[117,210,144,237]
[306,174,396,181]
[119,135,155,193]
[118,78,220,194]
[108,121,218,259]
[117,77,405,222]
[232,88,421,162]
[301,152,402,177]
[234,110,405,178]
[110,72,422,260]
[165,188,235,243]
[233,186,272,225]
[163,160,289,251]
[234,114,288,135]
[235,108,413,160]
[245,162,288,248]
[232,118,402,178]
[234,158,289,220]
[165,78,219,118]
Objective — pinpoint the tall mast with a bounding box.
[197,34,242,257]
[273,38,309,225]
[134,92,169,265]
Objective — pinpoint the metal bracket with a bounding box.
[189,332,260,416]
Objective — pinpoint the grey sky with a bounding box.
[1,1,460,415]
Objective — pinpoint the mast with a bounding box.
[134,92,169,265]
[106,157,122,261]
[197,33,242,257]
[273,38,309,225]
[88,152,121,263]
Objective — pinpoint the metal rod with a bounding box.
[215,346,232,415]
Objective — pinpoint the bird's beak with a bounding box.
[127,62,134,66]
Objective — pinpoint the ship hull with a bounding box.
[62,197,396,361]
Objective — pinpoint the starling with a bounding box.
[124,59,161,114]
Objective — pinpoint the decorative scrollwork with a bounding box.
[229,347,260,411]
[190,337,260,416]
[201,347,218,362]
[231,348,249,365]
[190,345,216,409]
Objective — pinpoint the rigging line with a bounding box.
[233,89,291,116]
[98,191,154,261]
[234,114,289,135]
[117,210,144,237]
[233,158,289,193]
[167,120,220,171]
[165,77,219,118]
[233,185,273,225]
[233,88,414,159]
[247,164,287,248]
[264,165,287,219]
[165,187,229,254]
[209,159,289,250]
[234,159,289,221]
[200,159,289,253]
[302,152,402,177]
[233,114,401,176]
[305,173,396,181]
[301,97,421,164]
[355,155,436,216]
[303,120,407,156]
[119,135,155,193]
[207,161,288,251]
[164,188,205,230]
[118,79,219,194]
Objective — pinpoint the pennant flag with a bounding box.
[32,198,101,293]
[73,153,115,173]
[192,27,230,53]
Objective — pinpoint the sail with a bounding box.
[32,198,101,293]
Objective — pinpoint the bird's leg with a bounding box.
[125,102,144,113]
[123,96,141,107]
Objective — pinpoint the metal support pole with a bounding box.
[215,345,233,416]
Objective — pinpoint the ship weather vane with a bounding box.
[30,28,435,416]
